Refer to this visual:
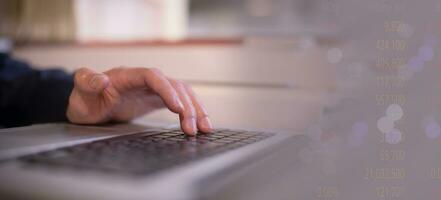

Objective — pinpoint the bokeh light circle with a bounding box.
[377,116,394,134]
[408,56,424,72]
[386,104,403,121]
[418,45,434,62]
[425,120,441,139]
[385,128,402,144]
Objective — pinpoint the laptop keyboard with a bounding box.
[20,129,275,176]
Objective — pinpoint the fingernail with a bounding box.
[185,118,197,135]
[90,75,103,90]
[200,117,213,131]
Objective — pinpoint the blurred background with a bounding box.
[0,0,339,42]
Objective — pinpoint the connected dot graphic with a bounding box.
[386,104,403,121]
[385,128,402,144]
[377,116,395,134]
[377,104,404,144]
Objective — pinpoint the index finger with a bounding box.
[107,67,184,113]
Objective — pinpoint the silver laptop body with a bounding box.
[0,123,297,200]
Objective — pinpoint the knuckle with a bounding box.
[108,66,126,74]
[180,81,189,88]
[139,68,165,90]
[180,81,193,91]
[181,82,193,91]
[147,67,162,73]
[174,80,185,89]
[183,109,197,119]
[140,67,160,78]
[171,79,186,88]
[167,78,177,84]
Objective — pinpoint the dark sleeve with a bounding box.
[0,53,74,127]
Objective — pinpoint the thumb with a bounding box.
[74,67,109,94]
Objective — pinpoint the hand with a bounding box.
[66,67,213,135]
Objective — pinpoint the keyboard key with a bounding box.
[20,129,275,176]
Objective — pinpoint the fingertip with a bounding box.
[198,117,213,133]
[181,118,197,136]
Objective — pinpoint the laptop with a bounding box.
[0,123,306,200]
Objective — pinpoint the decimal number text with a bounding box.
[376,186,404,199]
[317,186,339,199]
[376,40,407,51]
[376,94,406,106]
[376,57,405,70]
[379,149,405,161]
[365,168,406,179]
[377,76,405,88]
